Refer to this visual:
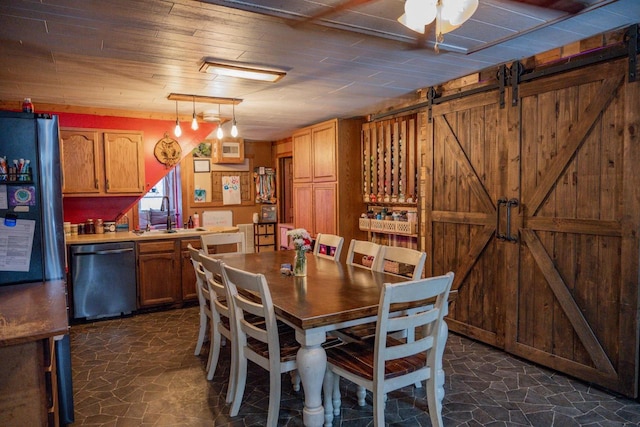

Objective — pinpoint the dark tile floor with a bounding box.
[69,307,640,426]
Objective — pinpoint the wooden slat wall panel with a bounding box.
[361,115,418,203]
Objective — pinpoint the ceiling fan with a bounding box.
[297,0,603,53]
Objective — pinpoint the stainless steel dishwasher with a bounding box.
[70,242,137,319]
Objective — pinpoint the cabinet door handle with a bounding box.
[496,198,507,241]
[506,198,519,243]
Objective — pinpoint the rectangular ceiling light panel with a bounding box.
[200,61,286,82]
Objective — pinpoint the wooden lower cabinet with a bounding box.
[138,238,202,308]
[137,240,180,307]
[180,238,201,302]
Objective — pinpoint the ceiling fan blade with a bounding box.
[508,0,589,14]
[295,0,379,26]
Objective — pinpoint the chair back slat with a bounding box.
[313,233,345,260]
[201,232,246,255]
[374,246,427,279]
[346,239,382,270]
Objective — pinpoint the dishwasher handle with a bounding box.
[74,248,134,256]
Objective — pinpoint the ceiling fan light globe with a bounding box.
[397,13,425,34]
[442,0,478,26]
[404,0,437,27]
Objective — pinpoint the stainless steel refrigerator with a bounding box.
[0,110,74,424]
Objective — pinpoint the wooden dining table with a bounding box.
[215,250,452,427]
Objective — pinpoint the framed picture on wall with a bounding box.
[194,158,211,173]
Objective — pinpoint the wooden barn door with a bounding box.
[425,91,510,348]
[425,58,640,396]
[507,59,639,396]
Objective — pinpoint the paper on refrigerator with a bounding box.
[0,218,35,271]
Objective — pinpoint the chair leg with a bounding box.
[225,337,237,403]
[206,328,221,381]
[332,372,341,416]
[229,354,247,416]
[426,376,443,427]
[357,385,366,407]
[373,384,386,427]
[322,368,339,427]
[266,369,282,427]
[194,311,207,355]
[290,370,301,392]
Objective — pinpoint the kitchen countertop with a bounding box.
[65,226,239,245]
[0,280,68,346]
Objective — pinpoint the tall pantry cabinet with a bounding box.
[292,118,365,257]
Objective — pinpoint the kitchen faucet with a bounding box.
[160,196,173,230]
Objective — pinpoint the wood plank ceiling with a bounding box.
[0,0,638,140]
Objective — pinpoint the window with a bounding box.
[138,165,183,229]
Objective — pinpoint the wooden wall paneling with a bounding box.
[362,123,371,201]
[377,122,384,201]
[371,123,378,199]
[398,119,406,201]
[391,120,399,202]
[407,117,416,201]
[384,122,392,201]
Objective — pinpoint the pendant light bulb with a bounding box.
[174,101,182,137]
[216,104,223,139]
[230,100,238,138]
[191,96,199,131]
[231,119,238,138]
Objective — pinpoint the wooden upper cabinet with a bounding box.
[103,132,145,193]
[292,128,312,182]
[60,129,102,194]
[60,128,145,196]
[311,120,337,182]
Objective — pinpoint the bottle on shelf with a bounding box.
[187,216,194,229]
[193,211,200,228]
[22,98,34,113]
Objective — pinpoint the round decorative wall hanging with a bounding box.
[154,133,182,167]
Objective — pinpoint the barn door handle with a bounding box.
[496,198,507,241]
[505,198,519,243]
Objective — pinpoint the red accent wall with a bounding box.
[55,112,217,223]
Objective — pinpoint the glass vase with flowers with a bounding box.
[287,228,312,276]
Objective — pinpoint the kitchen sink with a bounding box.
[142,228,206,234]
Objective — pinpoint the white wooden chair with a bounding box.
[200,232,246,256]
[313,233,344,260]
[342,243,428,398]
[345,239,382,270]
[323,272,454,427]
[221,263,300,426]
[187,244,209,357]
[198,254,237,404]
